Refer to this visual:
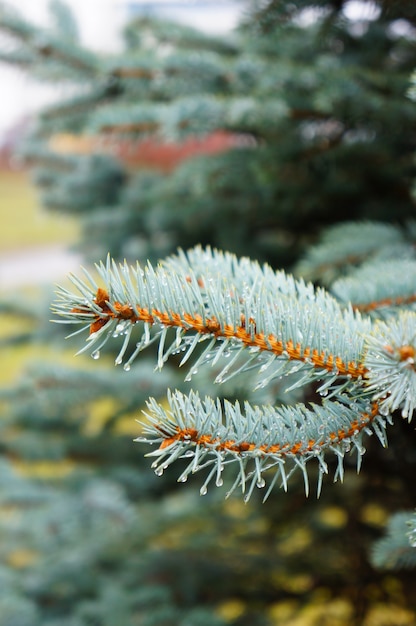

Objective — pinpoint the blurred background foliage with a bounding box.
[0,0,416,624]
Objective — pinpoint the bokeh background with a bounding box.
[1,2,416,625]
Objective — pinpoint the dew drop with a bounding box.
[216,477,224,487]
[379,404,390,416]
[124,363,131,372]
[115,357,123,365]
[155,466,164,476]
[256,478,266,488]
[178,475,188,483]
[200,485,208,496]
[92,350,100,360]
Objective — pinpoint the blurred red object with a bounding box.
[117,131,242,171]
[50,130,248,172]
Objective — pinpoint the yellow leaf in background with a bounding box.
[271,573,314,594]
[268,595,353,626]
[82,397,120,436]
[362,604,416,626]
[49,133,95,155]
[12,459,76,479]
[222,498,250,520]
[317,505,348,528]
[6,548,39,569]
[278,526,312,556]
[0,170,78,252]
[113,413,141,437]
[85,397,166,437]
[0,313,35,340]
[216,599,246,622]
[268,600,299,623]
[360,503,388,527]
[0,341,47,386]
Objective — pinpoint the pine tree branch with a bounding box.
[51,247,416,499]
[0,4,98,77]
[362,311,416,419]
[353,293,416,313]
[39,86,113,124]
[136,390,383,500]
[295,221,407,283]
[332,259,416,315]
[123,15,239,56]
[372,511,416,569]
[52,247,369,382]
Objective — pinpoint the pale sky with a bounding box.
[0,0,241,139]
[0,1,377,139]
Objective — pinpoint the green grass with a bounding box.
[0,169,79,251]
[0,169,80,386]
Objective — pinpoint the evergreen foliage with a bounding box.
[1,0,416,624]
[52,236,416,518]
[371,510,416,570]
[2,0,416,265]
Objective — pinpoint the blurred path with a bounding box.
[0,167,81,290]
[0,245,82,289]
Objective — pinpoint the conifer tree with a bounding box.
[1,1,416,624]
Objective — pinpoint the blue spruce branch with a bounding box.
[51,246,416,500]
[372,511,416,570]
